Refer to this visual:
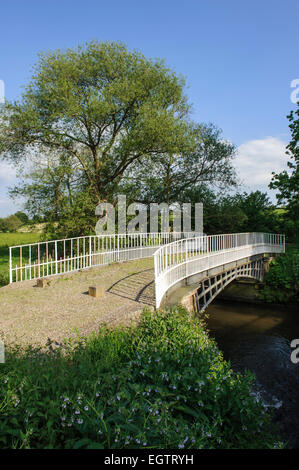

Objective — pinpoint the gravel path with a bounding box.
[0,258,155,348]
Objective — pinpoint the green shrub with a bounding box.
[0,307,282,449]
[0,272,9,287]
[0,215,23,233]
[259,247,299,303]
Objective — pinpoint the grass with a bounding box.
[0,233,42,286]
[0,306,282,449]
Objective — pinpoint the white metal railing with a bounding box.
[154,232,285,308]
[9,232,201,284]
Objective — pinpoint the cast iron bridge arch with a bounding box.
[153,233,284,309]
[190,255,264,312]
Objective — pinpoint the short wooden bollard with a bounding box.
[88,286,104,298]
[37,278,47,288]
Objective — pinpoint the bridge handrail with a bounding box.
[154,232,285,308]
[9,231,202,283]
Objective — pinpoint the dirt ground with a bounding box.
[0,258,155,348]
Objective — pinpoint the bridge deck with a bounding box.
[0,258,155,348]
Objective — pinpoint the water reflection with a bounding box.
[206,299,299,448]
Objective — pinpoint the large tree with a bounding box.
[120,123,237,205]
[0,41,192,234]
[269,103,299,221]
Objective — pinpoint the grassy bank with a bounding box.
[0,307,281,449]
[0,233,41,286]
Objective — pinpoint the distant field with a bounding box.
[0,233,42,285]
[17,223,48,233]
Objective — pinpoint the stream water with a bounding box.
[206,298,299,448]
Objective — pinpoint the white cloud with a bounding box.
[235,137,289,196]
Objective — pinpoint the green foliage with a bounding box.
[0,41,192,235]
[44,188,99,239]
[121,123,237,206]
[0,272,9,287]
[180,188,283,235]
[0,212,31,234]
[258,246,299,303]
[0,307,281,449]
[14,212,29,224]
[234,191,277,233]
[269,103,299,229]
[0,215,22,233]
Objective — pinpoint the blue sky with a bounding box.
[0,0,298,216]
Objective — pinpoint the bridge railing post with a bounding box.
[9,246,12,284]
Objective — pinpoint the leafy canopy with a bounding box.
[120,123,237,205]
[270,103,299,220]
[0,41,191,202]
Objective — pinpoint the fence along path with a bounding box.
[9,232,199,283]
[153,232,285,308]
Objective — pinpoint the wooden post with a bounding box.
[37,278,47,288]
[88,286,104,298]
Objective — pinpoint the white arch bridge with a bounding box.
[153,232,285,310]
[9,232,284,311]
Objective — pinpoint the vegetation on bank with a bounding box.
[258,245,299,304]
[0,307,281,449]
